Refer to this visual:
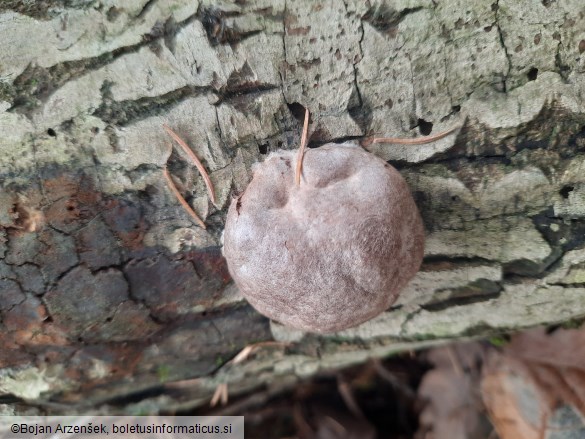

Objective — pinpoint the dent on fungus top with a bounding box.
[222,142,425,333]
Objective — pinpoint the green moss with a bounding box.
[215,355,225,367]
[156,365,170,383]
[560,318,585,330]
[0,82,16,103]
[488,336,508,347]
[322,335,356,345]
[417,164,454,179]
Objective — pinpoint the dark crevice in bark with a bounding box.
[534,209,585,244]
[6,5,202,118]
[362,5,424,36]
[93,76,278,127]
[422,255,497,266]
[493,0,511,92]
[136,0,158,20]
[398,308,423,338]
[554,41,571,81]
[347,2,365,133]
[0,1,95,21]
[421,286,502,312]
[216,84,280,107]
[93,85,208,126]
[199,6,262,47]
[9,43,151,117]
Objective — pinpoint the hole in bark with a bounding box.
[452,105,461,113]
[106,6,121,22]
[546,325,561,334]
[417,119,433,135]
[560,185,574,199]
[451,195,460,201]
[258,143,268,154]
[287,102,307,122]
[47,128,56,137]
[527,67,539,81]
[91,127,100,134]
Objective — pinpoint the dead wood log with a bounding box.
[1,0,585,413]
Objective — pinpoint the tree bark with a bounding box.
[1,0,585,414]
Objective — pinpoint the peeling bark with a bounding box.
[1,0,585,414]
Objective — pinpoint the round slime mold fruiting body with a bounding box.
[223,142,425,333]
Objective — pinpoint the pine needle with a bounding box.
[163,124,217,205]
[295,108,310,186]
[363,124,460,147]
[210,383,229,407]
[162,167,206,229]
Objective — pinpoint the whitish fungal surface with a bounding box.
[223,143,425,333]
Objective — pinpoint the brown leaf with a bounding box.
[416,343,492,439]
[505,326,585,416]
[295,403,376,439]
[481,326,585,439]
[505,327,585,371]
[481,351,553,439]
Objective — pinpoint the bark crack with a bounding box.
[281,0,288,86]
[554,38,569,81]
[441,48,454,109]
[7,5,202,118]
[136,0,158,20]
[407,55,417,127]
[399,307,423,337]
[493,0,512,92]
[352,2,365,111]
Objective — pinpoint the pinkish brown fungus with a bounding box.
[222,142,425,333]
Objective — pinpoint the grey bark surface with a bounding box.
[1,0,585,414]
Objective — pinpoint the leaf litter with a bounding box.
[188,324,585,438]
